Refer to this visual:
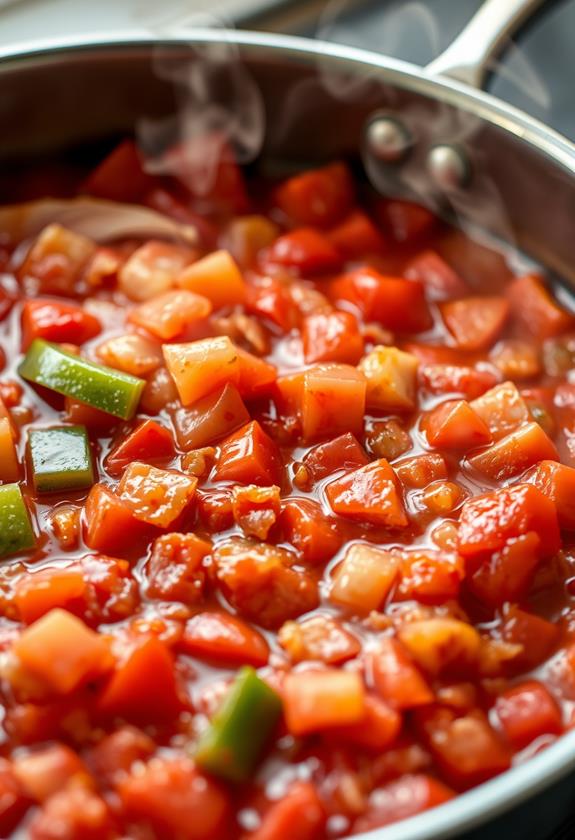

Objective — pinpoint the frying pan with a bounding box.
[0,0,574,837]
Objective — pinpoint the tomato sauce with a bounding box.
[0,137,575,839]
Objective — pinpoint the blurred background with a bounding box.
[0,0,573,138]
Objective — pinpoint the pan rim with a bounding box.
[1,26,575,840]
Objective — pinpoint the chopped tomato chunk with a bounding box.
[467,421,559,481]
[283,669,365,735]
[367,638,433,710]
[354,774,455,833]
[495,680,562,749]
[523,460,575,530]
[170,383,249,451]
[249,782,326,840]
[84,139,154,201]
[105,419,175,477]
[117,462,197,527]
[84,484,148,554]
[301,311,364,364]
[508,273,575,339]
[326,459,408,528]
[179,612,269,667]
[470,381,529,440]
[328,209,387,258]
[467,532,541,607]
[440,296,509,350]
[128,289,211,340]
[422,399,491,450]
[280,498,341,565]
[262,228,342,275]
[405,249,467,300]
[302,432,369,481]
[177,249,246,308]
[21,300,101,350]
[274,162,354,228]
[278,615,360,665]
[163,336,240,405]
[214,421,282,486]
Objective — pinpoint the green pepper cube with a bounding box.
[195,666,282,782]
[18,339,144,420]
[28,426,94,493]
[0,483,35,557]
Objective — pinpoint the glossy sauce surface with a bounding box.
[0,139,575,839]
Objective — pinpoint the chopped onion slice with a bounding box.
[0,198,198,245]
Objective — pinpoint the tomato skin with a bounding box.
[303,432,369,481]
[398,550,465,605]
[367,638,434,710]
[301,310,364,364]
[353,774,455,833]
[440,297,509,350]
[500,606,560,671]
[280,498,342,566]
[214,421,283,486]
[422,399,491,451]
[405,249,467,300]
[467,532,541,608]
[84,484,150,555]
[261,228,342,275]
[274,162,354,228]
[458,484,561,560]
[84,139,155,202]
[326,459,408,528]
[117,756,231,840]
[523,460,575,530]
[330,267,432,333]
[495,680,563,749]
[105,419,175,477]
[508,273,575,339]
[328,209,387,258]
[178,611,269,667]
[21,300,102,350]
[248,782,326,840]
[376,199,436,243]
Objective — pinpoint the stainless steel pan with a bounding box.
[0,1,574,837]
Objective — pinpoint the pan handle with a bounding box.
[426,0,547,88]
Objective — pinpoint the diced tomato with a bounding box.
[398,618,480,677]
[395,453,448,489]
[359,346,419,412]
[329,543,399,613]
[301,311,364,364]
[117,756,230,840]
[440,297,509,351]
[508,273,575,339]
[86,726,155,787]
[418,363,500,400]
[213,538,319,629]
[117,462,197,527]
[21,300,101,350]
[98,637,180,722]
[28,785,115,840]
[458,484,561,559]
[0,759,30,835]
[354,774,454,833]
[13,744,87,803]
[278,615,360,665]
[327,694,401,751]
[274,162,354,228]
[467,532,541,607]
[105,419,175,477]
[490,339,542,380]
[422,399,491,451]
[177,249,246,309]
[248,782,326,840]
[280,498,341,565]
[470,381,530,440]
[84,483,149,554]
[367,637,434,710]
[14,567,87,624]
[119,241,195,302]
[163,336,241,405]
[495,680,562,749]
[500,605,560,670]
[523,460,575,530]
[302,432,369,481]
[0,417,20,482]
[283,669,365,735]
[159,133,249,213]
[236,347,277,399]
[261,228,342,276]
[232,484,280,540]
[19,224,96,296]
[145,532,210,604]
[96,333,163,378]
[214,420,282,486]
[330,267,432,333]
[326,459,408,528]
[128,289,211,340]
[414,706,510,789]
[304,364,367,441]
[65,398,117,432]
[196,488,234,532]
[467,421,559,481]
[84,139,155,202]
[405,249,467,300]
[13,609,111,695]
[328,209,387,258]
[246,275,299,332]
[398,550,465,604]
[178,611,269,667]
[170,383,249,452]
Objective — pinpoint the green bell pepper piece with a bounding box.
[195,666,282,782]
[18,339,144,420]
[0,483,35,557]
[28,426,94,493]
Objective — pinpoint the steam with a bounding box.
[135,9,265,198]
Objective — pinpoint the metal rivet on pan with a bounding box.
[427,144,470,191]
[365,116,412,164]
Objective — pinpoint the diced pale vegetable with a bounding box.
[117,462,197,527]
[128,289,212,340]
[358,346,419,411]
[163,336,240,405]
[283,669,365,735]
[329,543,399,613]
[119,241,195,301]
[177,249,247,308]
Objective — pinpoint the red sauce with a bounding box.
[0,138,574,839]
